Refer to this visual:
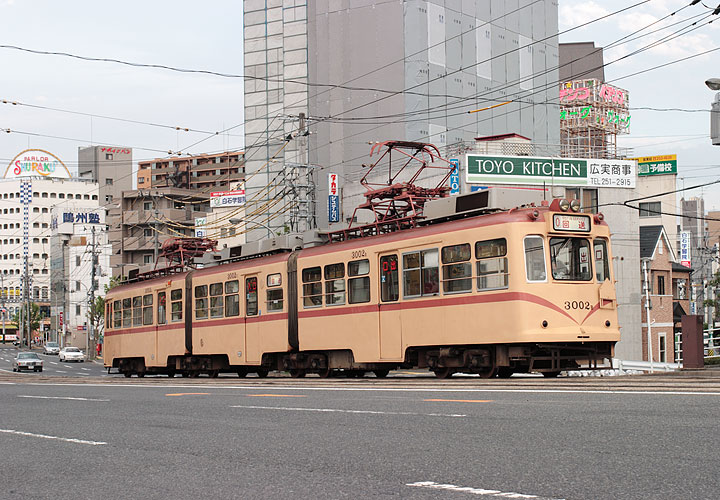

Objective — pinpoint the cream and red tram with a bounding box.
[104,198,619,378]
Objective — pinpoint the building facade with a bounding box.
[243,0,560,235]
[78,145,133,205]
[137,151,244,191]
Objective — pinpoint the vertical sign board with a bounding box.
[328,173,340,223]
[195,217,207,238]
[680,231,691,268]
[449,158,460,195]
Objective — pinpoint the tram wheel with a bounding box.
[181,372,189,378]
[478,367,497,379]
[167,371,176,378]
[289,369,306,378]
[256,369,269,378]
[189,371,200,378]
[236,369,248,378]
[137,372,145,378]
[317,367,332,378]
[496,367,513,379]
[542,371,561,378]
[123,372,132,378]
[433,368,453,379]
[373,369,389,379]
[209,370,219,378]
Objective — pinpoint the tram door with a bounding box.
[378,253,402,360]
[244,275,261,364]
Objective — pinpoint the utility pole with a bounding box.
[89,226,98,360]
[25,255,30,348]
[1,275,5,344]
[642,258,654,372]
[154,192,160,264]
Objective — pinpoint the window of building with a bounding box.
[402,249,439,298]
[524,236,547,282]
[170,289,182,322]
[246,277,258,316]
[92,195,98,200]
[76,304,81,316]
[84,195,90,200]
[639,202,661,218]
[105,195,113,203]
[143,254,153,265]
[348,259,370,304]
[42,192,48,198]
[106,178,113,185]
[42,223,48,228]
[33,208,39,213]
[42,238,48,244]
[380,255,399,302]
[441,243,472,293]
[659,333,666,362]
[143,201,152,211]
[42,208,48,213]
[138,178,145,184]
[59,193,65,199]
[657,275,666,295]
[76,281,81,291]
[302,267,322,308]
[106,153,114,160]
[144,228,153,238]
[50,193,56,199]
[324,263,345,306]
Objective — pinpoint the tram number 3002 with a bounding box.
[351,249,367,259]
[564,300,591,310]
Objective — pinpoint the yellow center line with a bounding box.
[424,399,493,403]
[165,393,211,397]
[246,394,307,398]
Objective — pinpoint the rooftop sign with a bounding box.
[5,149,71,179]
[631,154,677,176]
[466,154,636,188]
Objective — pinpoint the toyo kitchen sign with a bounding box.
[466,154,635,188]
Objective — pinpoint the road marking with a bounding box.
[231,405,466,418]
[18,395,109,402]
[49,362,58,365]
[424,399,493,403]
[245,394,307,398]
[0,429,106,446]
[54,370,67,373]
[165,392,211,397]
[80,367,90,371]
[407,481,563,499]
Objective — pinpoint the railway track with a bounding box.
[3,371,720,392]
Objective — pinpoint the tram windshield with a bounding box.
[549,237,592,281]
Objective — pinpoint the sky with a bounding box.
[0,0,719,208]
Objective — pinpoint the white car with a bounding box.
[43,342,60,355]
[59,346,85,362]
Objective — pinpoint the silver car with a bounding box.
[43,341,60,355]
[59,346,85,362]
[12,352,44,372]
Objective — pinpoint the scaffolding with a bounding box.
[559,79,630,159]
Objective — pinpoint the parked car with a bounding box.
[12,352,43,372]
[59,346,85,362]
[43,342,60,355]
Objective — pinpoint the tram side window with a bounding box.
[550,237,592,281]
[348,259,370,304]
[442,244,472,293]
[225,280,240,317]
[380,255,399,302]
[594,239,610,282]
[476,238,508,291]
[195,285,208,319]
[210,282,224,318]
[142,294,153,325]
[170,289,183,322]
[524,236,547,282]
[302,267,322,308]
[246,277,258,316]
[403,249,439,298]
[114,300,122,328]
[266,273,283,312]
[122,298,132,327]
[157,292,167,325]
[106,303,111,329]
[132,296,142,326]
[325,263,346,306]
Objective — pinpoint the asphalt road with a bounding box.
[1,373,719,499]
[0,345,108,378]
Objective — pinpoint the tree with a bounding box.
[87,296,105,343]
[11,303,42,344]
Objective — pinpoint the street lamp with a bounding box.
[229,218,273,239]
[705,78,720,145]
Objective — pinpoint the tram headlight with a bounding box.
[570,199,581,212]
[594,213,605,223]
[558,199,570,212]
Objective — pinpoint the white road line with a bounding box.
[78,373,89,376]
[54,370,67,374]
[17,395,109,402]
[80,367,90,371]
[0,428,106,446]
[49,362,58,365]
[231,405,466,418]
[407,481,564,499]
